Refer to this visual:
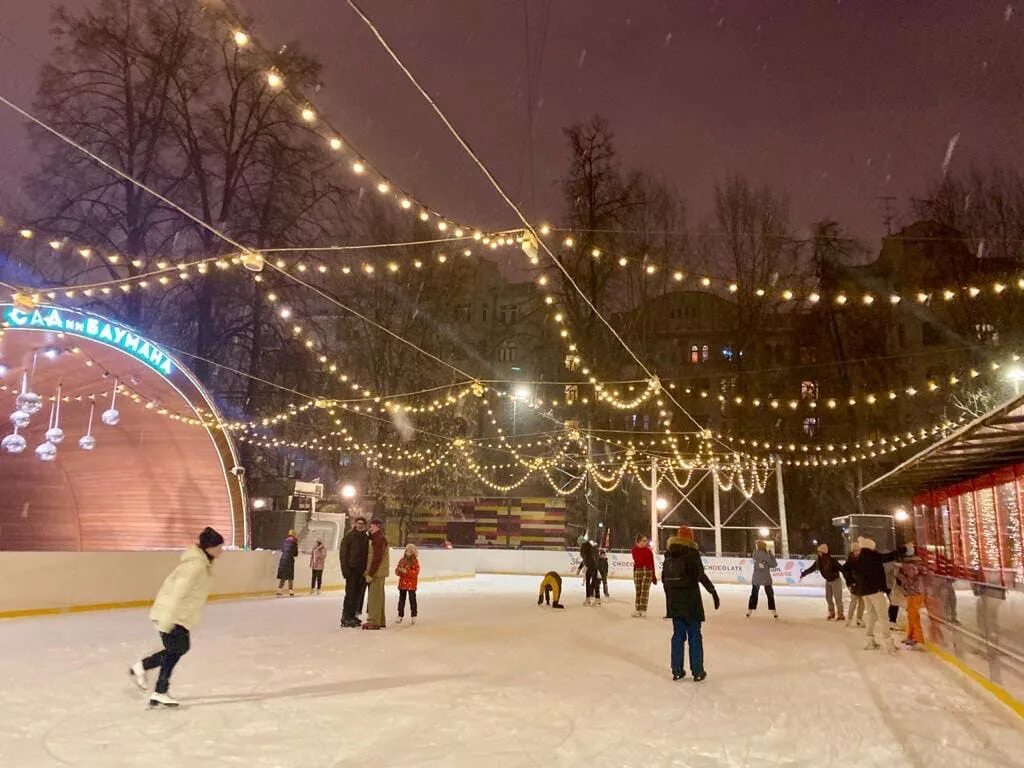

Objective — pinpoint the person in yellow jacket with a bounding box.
[363,519,390,629]
[129,527,224,707]
[538,571,565,609]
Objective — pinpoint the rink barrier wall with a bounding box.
[0,548,476,618]
[0,548,819,618]
[926,642,1024,721]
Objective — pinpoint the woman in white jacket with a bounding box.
[130,527,224,707]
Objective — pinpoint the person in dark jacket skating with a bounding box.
[662,526,720,682]
[276,530,299,596]
[850,536,907,652]
[577,536,601,606]
[339,516,370,627]
[597,549,610,598]
[800,543,845,620]
[840,543,865,627]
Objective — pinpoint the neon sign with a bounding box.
[2,306,174,377]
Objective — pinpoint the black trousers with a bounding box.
[141,625,190,694]
[398,588,418,618]
[311,569,323,590]
[585,568,601,599]
[748,584,776,611]
[600,571,609,596]
[888,604,900,623]
[342,572,366,621]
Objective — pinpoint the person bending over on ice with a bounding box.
[577,535,601,606]
[130,527,224,708]
[363,519,390,630]
[747,541,778,618]
[662,526,719,682]
[850,535,907,653]
[538,571,565,609]
[395,543,420,624]
[800,543,845,621]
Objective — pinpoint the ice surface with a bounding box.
[1,575,1022,768]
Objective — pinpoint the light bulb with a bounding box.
[233,30,250,47]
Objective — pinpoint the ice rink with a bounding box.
[1,574,1021,768]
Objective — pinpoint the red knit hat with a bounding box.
[677,526,694,540]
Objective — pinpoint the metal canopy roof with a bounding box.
[860,393,1024,495]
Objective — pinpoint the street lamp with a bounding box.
[341,484,357,499]
[893,507,909,522]
[655,497,669,511]
[1007,366,1024,396]
[758,526,771,538]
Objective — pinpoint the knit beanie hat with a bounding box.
[677,526,694,541]
[198,527,224,550]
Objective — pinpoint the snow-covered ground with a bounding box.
[0,575,1021,768]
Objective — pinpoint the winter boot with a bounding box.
[148,692,179,708]
[129,661,149,691]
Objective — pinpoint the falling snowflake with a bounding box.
[942,133,960,176]
[1005,4,1014,21]
[577,49,587,68]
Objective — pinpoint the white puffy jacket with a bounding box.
[149,545,214,632]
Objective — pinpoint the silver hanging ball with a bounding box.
[16,391,43,415]
[35,441,57,462]
[78,434,97,451]
[10,410,30,429]
[101,408,120,426]
[1,433,27,454]
[45,427,66,445]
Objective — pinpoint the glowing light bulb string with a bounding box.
[343,1,717,446]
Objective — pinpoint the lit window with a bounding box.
[565,384,579,403]
[801,381,819,400]
[690,345,699,364]
[702,344,710,363]
[803,417,820,437]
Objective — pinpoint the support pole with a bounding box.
[712,470,723,556]
[776,456,790,557]
[650,456,659,552]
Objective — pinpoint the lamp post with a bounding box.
[508,385,531,548]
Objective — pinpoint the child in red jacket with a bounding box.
[395,544,420,625]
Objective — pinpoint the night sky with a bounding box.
[1,0,1022,244]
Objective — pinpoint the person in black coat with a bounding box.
[339,517,370,627]
[276,530,299,596]
[597,549,610,598]
[577,536,601,606]
[662,526,720,682]
[850,536,907,652]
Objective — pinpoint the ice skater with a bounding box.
[276,529,299,596]
[800,543,845,621]
[339,516,370,628]
[310,538,327,595]
[538,571,565,608]
[363,519,389,629]
[662,526,719,681]
[130,527,224,708]
[747,541,778,618]
[841,542,865,627]
[631,533,657,617]
[598,549,610,598]
[395,543,420,624]
[577,535,601,606]
[850,536,907,652]
[896,546,926,649]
